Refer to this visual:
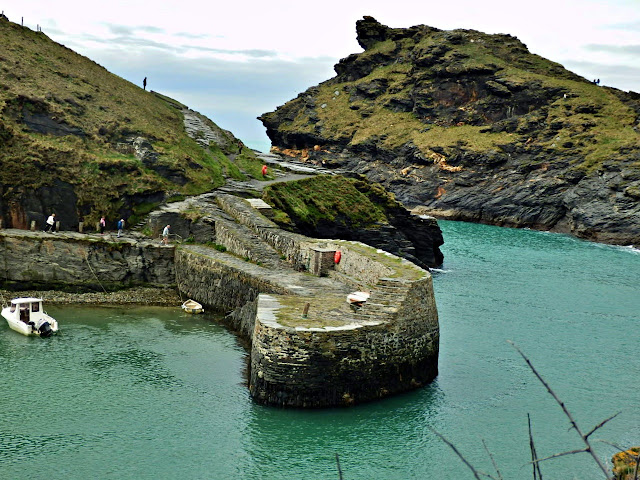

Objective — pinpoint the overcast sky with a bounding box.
[3,0,640,151]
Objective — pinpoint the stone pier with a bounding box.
[163,193,440,407]
[0,192,440,408]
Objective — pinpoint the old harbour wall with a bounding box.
[1,193,440,407]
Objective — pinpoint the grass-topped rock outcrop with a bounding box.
[0,16,264,231]
[262,175,443,268]
[260,16,640,245]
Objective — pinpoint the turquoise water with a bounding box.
[1,221,639,479]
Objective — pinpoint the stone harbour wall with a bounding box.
[2,192,441,408]
[249,284,439,407]
[173,194,441,407]
[0,230,175,291]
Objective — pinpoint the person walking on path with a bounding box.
[99,216,106,234]
[117,218,125,237]
[162,224,170,245]
[261,165,268,178]
[43,213,56,233]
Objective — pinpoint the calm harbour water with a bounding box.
[1,221,639,479]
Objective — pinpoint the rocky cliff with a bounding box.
[260,17,640,245]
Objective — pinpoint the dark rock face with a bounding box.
[7,95,86,137]
[0,180,79,230]
[260,17,640,246]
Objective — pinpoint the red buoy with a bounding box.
[334,250,342,264]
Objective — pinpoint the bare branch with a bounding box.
[429,427,496,480]
[335,453,343,480]
[482,439,503,480]
[507,341,611,478]
[533,448,590,463]
[585,412,621,439]
[598,439,629,453]
[528,414,543,480]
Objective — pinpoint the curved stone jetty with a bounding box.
[0,192,440,408]
[163,193,439,407]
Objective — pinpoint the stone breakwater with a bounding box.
[0,192,440,408]
[0,230,175,291]
[163,193,440,407]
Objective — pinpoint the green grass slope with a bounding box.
[0,17,263,227]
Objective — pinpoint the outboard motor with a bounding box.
[38,322,53,338]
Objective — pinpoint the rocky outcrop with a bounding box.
[182,108,239,152]
[260,17,640,246]
[612,447,639,480]
[260,174,444,268]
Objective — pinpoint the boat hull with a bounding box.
[181,300,204,314]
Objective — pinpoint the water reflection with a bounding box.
[242,383,447,479]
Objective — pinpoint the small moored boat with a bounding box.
[1,297,59,337]
[347,291,370,309]
[182,299,204,314]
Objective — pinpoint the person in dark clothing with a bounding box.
[143,77,147,90]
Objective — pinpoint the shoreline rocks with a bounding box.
[0,286,181,306]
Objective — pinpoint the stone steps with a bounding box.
[215,217,287,270]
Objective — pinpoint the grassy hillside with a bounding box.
[0,17,263,226]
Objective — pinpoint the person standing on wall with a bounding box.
[43,213,56,233]
[162,224,170,245]
[117,218,125,237]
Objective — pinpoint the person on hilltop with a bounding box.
[143,77,147,90]
[43,213,56,233]
[117,218,125,237]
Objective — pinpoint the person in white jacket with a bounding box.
[162,224,170,245]
[43,213,56,233]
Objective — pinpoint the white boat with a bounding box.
[1,297,59,337]
[181,299,204,314]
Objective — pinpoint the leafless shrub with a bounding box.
[432,341,634,479]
